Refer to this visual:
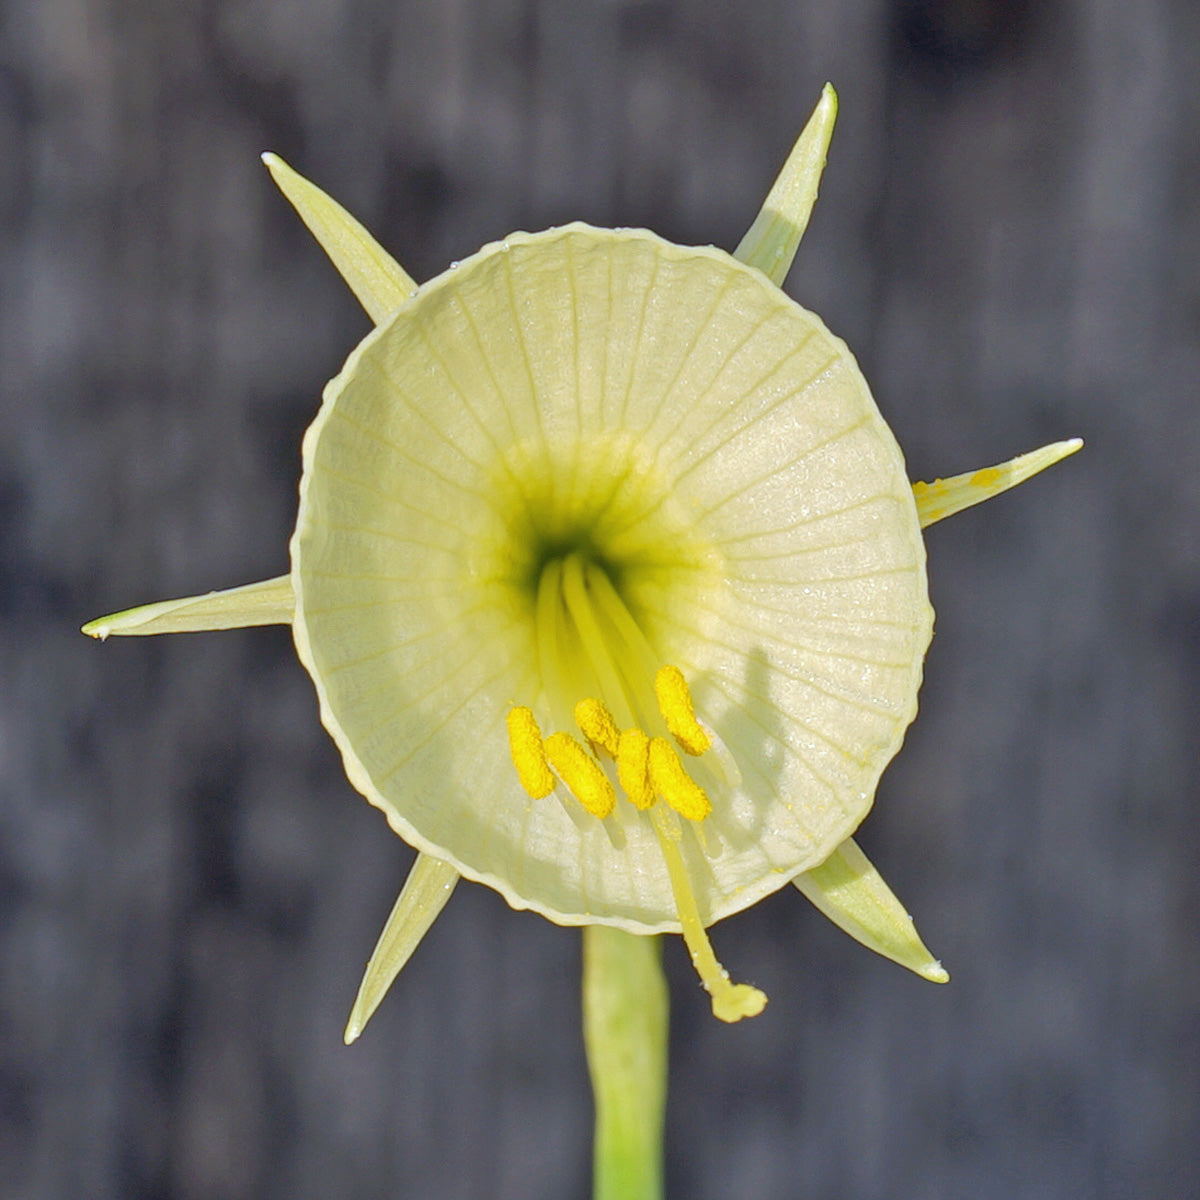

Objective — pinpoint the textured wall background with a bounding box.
[3,1,1198,1198]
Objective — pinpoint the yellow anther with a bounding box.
[616,728,655,810]
[544,731,616,820]
[574,697,620,758]
[647,736,711,822]
[506,707,555,799]
[654,665,711,756]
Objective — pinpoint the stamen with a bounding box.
[654,665,711,756]
[506,707,555,799]
[647,737,711,822]
[650,806,767,1023]
[585,562,663,685]
[616,728,655,810]
[535,558,574,729]
[575,698,620,758]
[544,731,617,820]
[561,554,633,726]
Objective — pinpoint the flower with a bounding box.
[84,86,1079,1033]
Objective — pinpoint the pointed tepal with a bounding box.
[81,155,427,643]
[344,853,459,1043]
[913,439,1084,529]
[81,575,294,639]
[794,838,948,982]
[734,83,838,285]
[262,152,418,323]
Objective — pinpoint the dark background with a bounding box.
[3,1,1198,1198]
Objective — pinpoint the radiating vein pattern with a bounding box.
[291,224,932,932]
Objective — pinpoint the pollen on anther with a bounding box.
[648,736,711,821]
[575,698,620,758]
[544,731,617,820]
[506,707,555,799]
[617,728,655,810]
[654,665,711,756]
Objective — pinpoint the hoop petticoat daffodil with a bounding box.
[84,86,1080,1034]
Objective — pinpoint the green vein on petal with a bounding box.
[82,575,294,639]
[344,852,460,1044]
[262,152,417,323]
[913,438,1083,529]
[734,83,838,286]
[794,837,949,982]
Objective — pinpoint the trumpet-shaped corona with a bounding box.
[83,85,1081,1038]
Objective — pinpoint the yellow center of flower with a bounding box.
[506,551,766,1023]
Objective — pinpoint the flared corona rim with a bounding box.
[290,222,933,932]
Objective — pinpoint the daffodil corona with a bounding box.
[84,86,1080,1041]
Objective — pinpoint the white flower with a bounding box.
[84,86,1079,1031]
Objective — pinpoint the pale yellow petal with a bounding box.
[734,83,837,285]
[262,152,417,324]
[82,575,293,639]
[794,837,948,982]
[293,225,931,933]
[344,852,460,1044]
[913,438,1083,529]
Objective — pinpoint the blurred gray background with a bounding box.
[3,1,1197,1197]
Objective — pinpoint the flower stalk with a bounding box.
[583,927,668,1200]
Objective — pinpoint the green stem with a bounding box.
[582,926,668,1200]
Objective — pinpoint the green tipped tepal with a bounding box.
[84,85,1080,1030]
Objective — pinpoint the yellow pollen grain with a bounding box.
[544,731,616,820]
[654,665,711,756]
[506,707,555,799]
[648,736,711,822]
[616,728,655,810]
[969,466,1002,489]
[574,697,620,758]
